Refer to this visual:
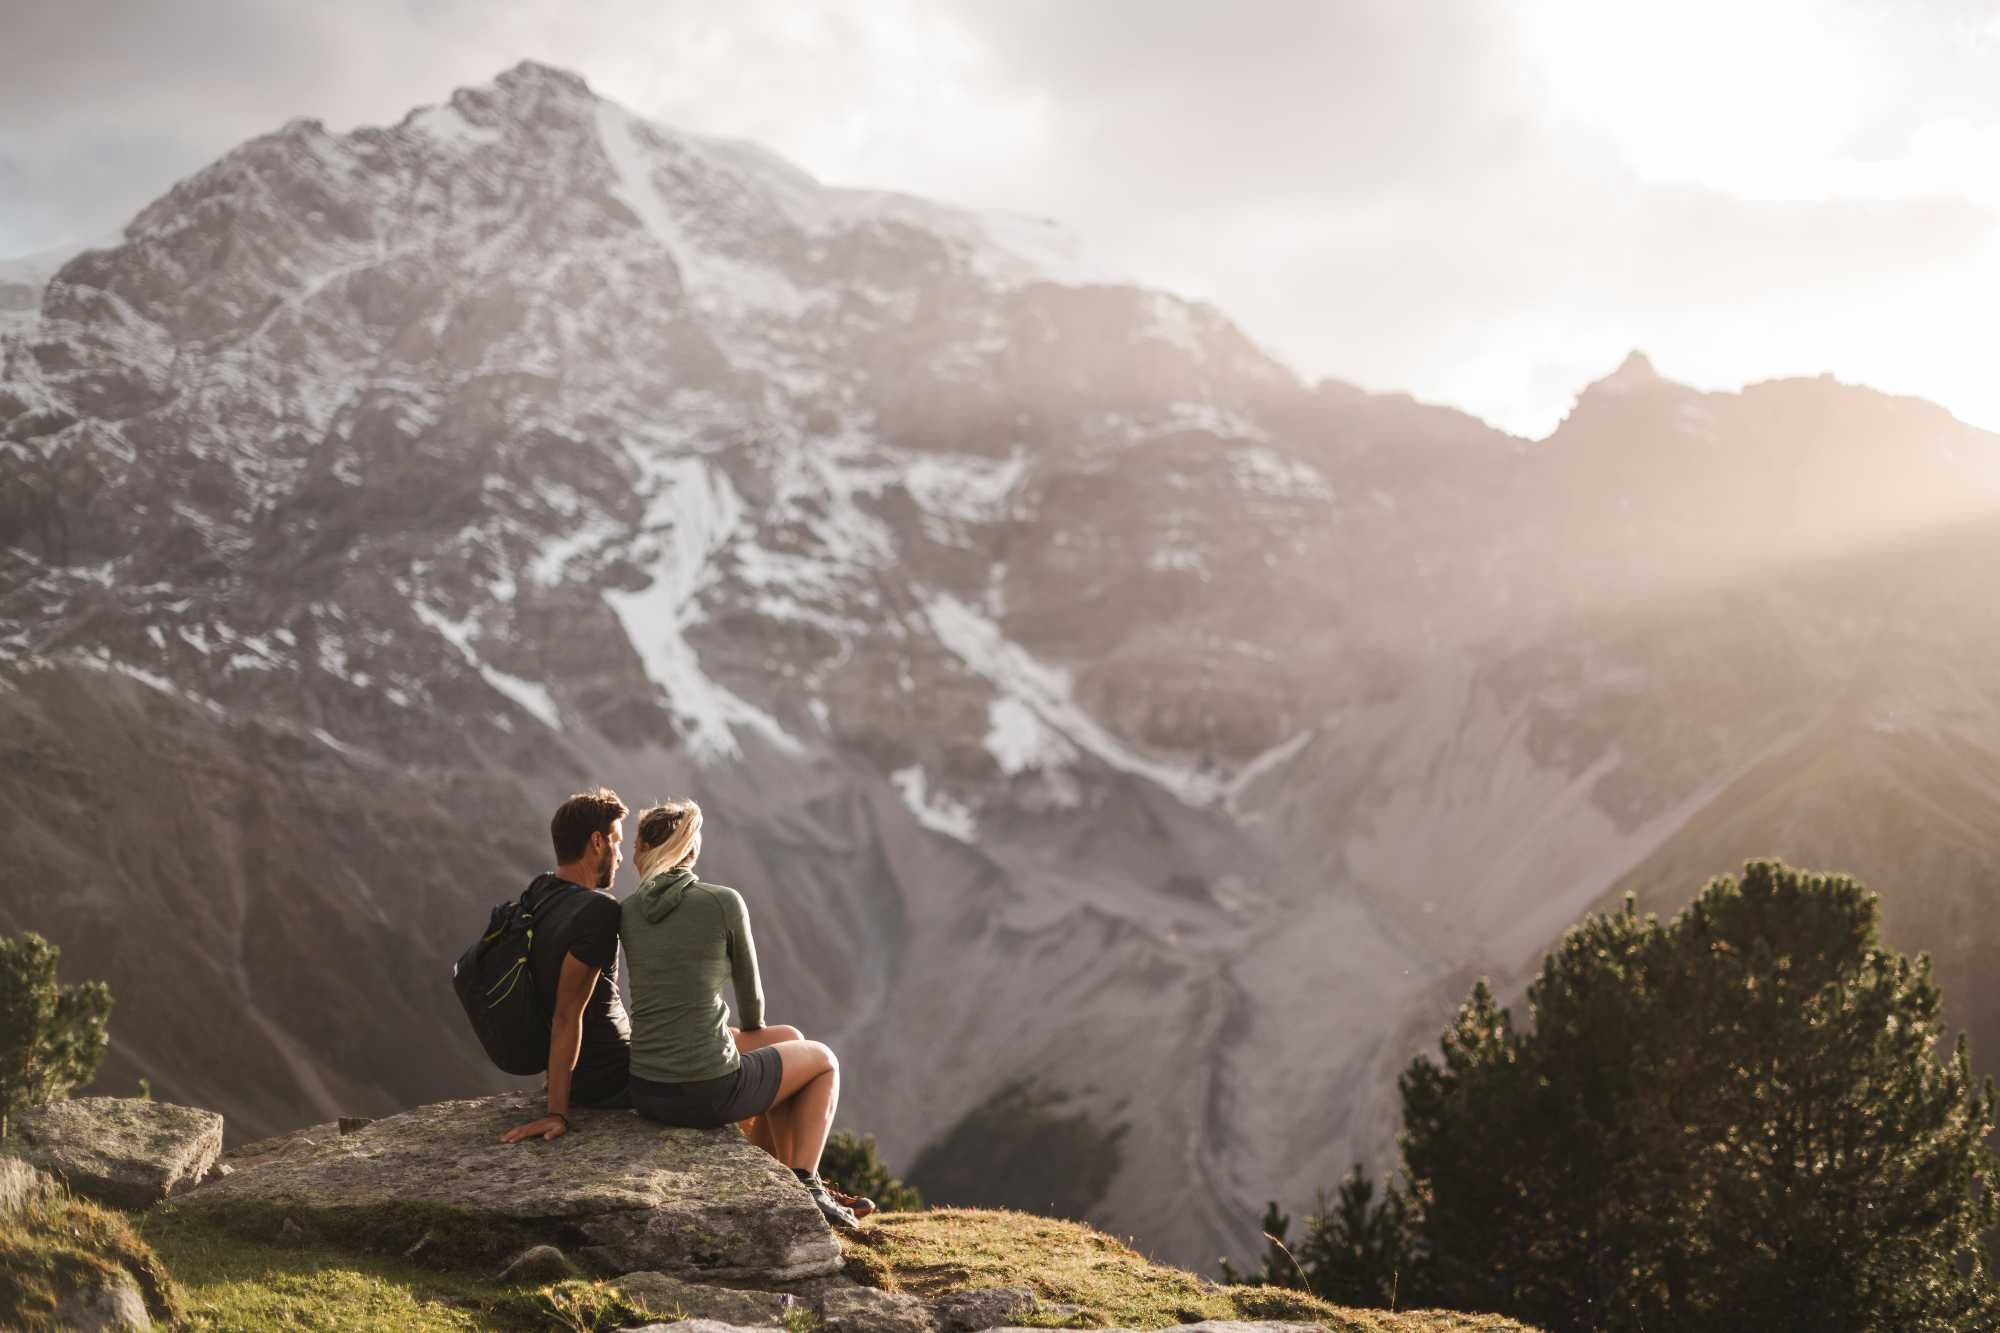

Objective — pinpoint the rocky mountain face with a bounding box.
[5,61,1999,1268]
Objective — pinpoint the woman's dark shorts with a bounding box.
[630,1046,784,1129]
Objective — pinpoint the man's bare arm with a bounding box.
[500,953,600,1144]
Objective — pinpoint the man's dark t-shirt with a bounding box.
[526,873,630,1103]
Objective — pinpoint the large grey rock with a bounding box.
[182,1091,841,1282]
[4,1097,222,1207]
[818,1285,939,1333]
[615,1271,795,1326]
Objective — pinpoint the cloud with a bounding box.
[1,0,1995,435]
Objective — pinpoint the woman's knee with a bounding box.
[767,1024,804,1043]
[782,1039,837,1079]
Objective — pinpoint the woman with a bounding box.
[620,799,867,1231]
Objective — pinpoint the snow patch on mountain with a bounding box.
[1088,401,1269,444]
[407,102,502,149]
[411,600,561,731]
[1141,292,1203,356]
[530,509,623,587]
[902,448,1027,546]
[594,93,1117,301]
[1229,447,1333,501]
[891,764,977,842]
[986,696,1081,775]
[594,101,816,321]
[925,592,1225,806]
[606,457,802,761]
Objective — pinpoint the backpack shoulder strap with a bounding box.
[522,876,573,919]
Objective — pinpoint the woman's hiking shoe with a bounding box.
[825,1184,877,1219]
[799,1174,862,1230]
[788,1168,860,1232]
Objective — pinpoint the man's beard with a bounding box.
[595,854,615,889]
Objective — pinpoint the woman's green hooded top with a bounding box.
[620,866,767,1084]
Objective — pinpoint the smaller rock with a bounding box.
[982,1324,1328,1333]
[495,1244,579,1284]
[819,1285,938,1333]
[4,1097,222,1208]
[0,1155,58,1215]
[616,1271,792,1326]
[337,1116,375,1135]
[933,1285,1039,1331]
[201,1160,234,1183]
[51,1277,151,1331]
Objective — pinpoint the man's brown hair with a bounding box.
[550,787,628,864]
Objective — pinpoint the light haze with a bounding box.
[2,0,1995,436]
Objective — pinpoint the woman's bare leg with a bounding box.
[740,1113,780,1157]
[731,1026,801,1161]
[763,1039,840,1174]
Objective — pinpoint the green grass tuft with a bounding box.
[0,1190,182,1330]
[139,1205,647,1331]
[34,1194,1545,1332]
[163,1195,553,1272]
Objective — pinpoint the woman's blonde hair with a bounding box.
[634,799,702,882]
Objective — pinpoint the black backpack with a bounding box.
[453,877,567,1075]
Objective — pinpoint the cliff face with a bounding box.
[5,60,2000,1267]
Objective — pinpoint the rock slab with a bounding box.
[3,1097,222,1208]
[933,1285,1040,1330]
[818,1285,939,1333]
[615,1270,795,1326]
[183,1091,842,1282]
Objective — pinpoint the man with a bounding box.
[502,788,633,1143]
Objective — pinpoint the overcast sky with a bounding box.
[3,0,1996,436]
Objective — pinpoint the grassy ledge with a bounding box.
[3,1195,1543,1331]
[137,1204,646,1332]
[845,1207,1541,1332]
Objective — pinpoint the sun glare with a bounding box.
[1520,0,1871,201]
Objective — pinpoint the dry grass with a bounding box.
[0,1190,181,1330]
[844,1207,1542,1331]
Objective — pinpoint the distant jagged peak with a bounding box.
[1590,348,1669,394]
[370,59,1121,290]
[492,58,593,96]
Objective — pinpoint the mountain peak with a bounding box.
[1607,348,1660,385]
[493,60,594,97]
[1576,348,1678,402]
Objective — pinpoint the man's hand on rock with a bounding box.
[500,1113,569,1144]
